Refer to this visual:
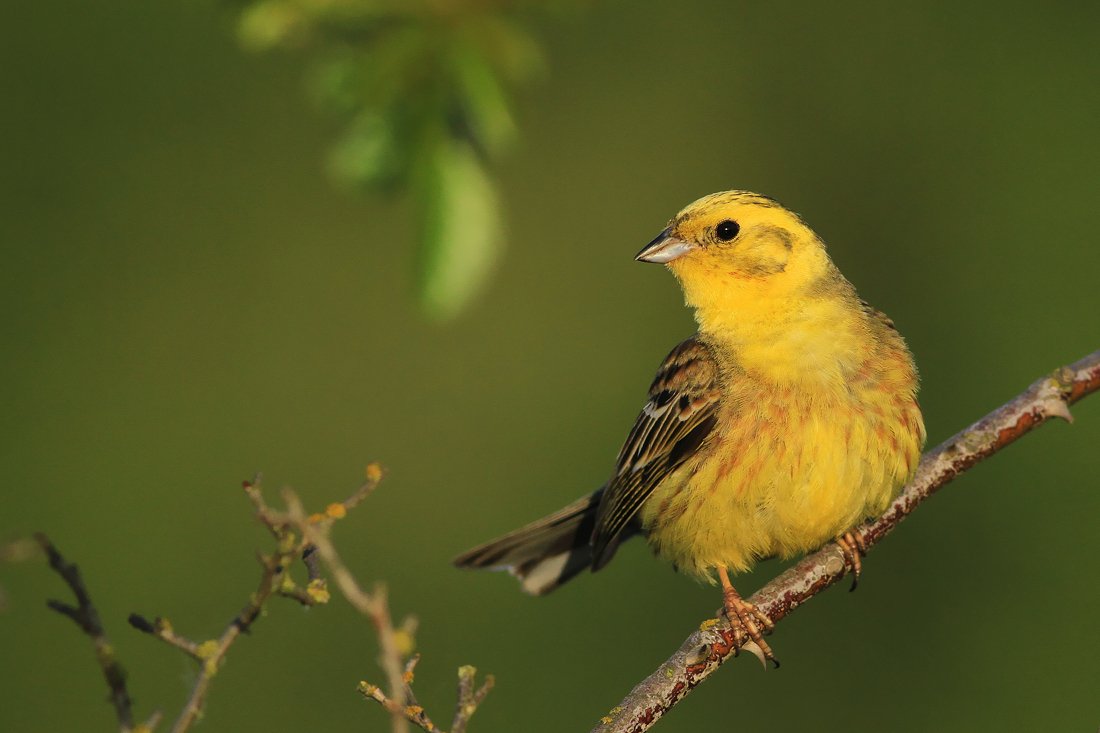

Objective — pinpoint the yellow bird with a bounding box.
[454,191,925,663]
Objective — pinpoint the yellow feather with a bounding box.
[638,191,925,581]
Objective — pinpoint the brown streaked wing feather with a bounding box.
[591,336,720,569]
[452,490,605,595]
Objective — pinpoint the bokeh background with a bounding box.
[2,1,1099,731]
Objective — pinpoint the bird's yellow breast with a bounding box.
[640,343,924,581]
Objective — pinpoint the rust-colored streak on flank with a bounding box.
[715,446,742,482]
[595,351,1100,733]
[901,408,915,432]
[742,456,763,487]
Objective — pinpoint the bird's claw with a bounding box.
[836,530,867,591]
[722,589,779,669]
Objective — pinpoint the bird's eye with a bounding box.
[715,220,740,242]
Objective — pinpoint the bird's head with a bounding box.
[636,191,840,330]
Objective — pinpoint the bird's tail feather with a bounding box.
[453,489,611,596]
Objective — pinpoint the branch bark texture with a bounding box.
[592,349,1100,733]
[37,534,137,732]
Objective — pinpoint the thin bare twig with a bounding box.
[128,476,331,733]
[125,614,204,662]
[35,534,137,733]
[452,665,495,733]
[355,662,495,733]
[283,483,411,733]
[20,461,488,733]
[357,680,438,733]
[593,349,1100,733]
[281,467,494,733]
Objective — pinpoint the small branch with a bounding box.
[129,478,329,733]
[358,681,438,733]
[140,710,164,732]
[356,662,495,733]
[593,349,1100,733]
[280,466,493,733]
[126,614,205,662]
[452,665,495,733]
[26,462,488,733]
[283,484,411,733]
[36,534,137,733]
[126,463,435,733]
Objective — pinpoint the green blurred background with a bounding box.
[2,1,1099,731]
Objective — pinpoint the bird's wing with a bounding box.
[591,336,721,569]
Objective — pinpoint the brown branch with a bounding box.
[35,534,137,733]
[126,614,205,662]
[593,349,1100,733]
[452,664,495,733]
[280,470,494,733]
[356,661,495,733]
[25,461,488,733]
[282,484,412,733]
[128,476,330,733]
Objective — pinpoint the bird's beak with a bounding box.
[635,228,696,264]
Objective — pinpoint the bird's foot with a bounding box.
[721,585,778,668]
[835,530,867,591]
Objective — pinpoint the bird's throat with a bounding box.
[679,270,867,386]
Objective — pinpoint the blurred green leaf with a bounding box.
[307,53,361,115]
[415,137,502,320]
[327,111,403,189]
[451,40,518,158]
[234,1,561,318]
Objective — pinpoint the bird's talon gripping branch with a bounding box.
[718,566,777,667]
[835,531,866,592]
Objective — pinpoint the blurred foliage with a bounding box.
[234,0,554,319]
